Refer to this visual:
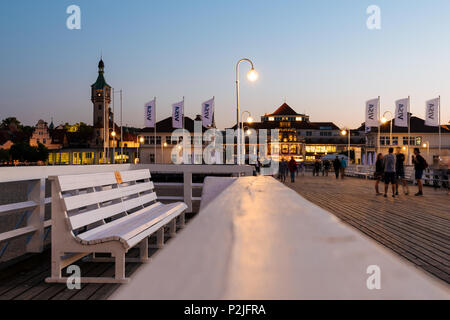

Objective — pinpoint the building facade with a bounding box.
[364,115,450,165]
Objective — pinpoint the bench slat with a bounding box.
[77,202,163,240]
[69,192,158,230]
[58,170,151,192]
[63,181,154,211]
[77,202,187,248]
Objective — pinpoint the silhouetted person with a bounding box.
[374,153,384,195]
[288,157,298,183]
[333,156,341,179]
[395,148,409,196]
[383,147,397,198]
[412,148,428,196]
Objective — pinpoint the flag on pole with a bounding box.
[365,97,380,127]
[144,99,156,128]
[394,98,409,127]
[202,97,214,127]
[425,98,439,127]
[172,100,184,129]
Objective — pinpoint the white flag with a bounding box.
[172,100,184,129]
[202,97,214,127]
[144,99,156,128]
[395,98,409,127]
[365,98,380,127]
[425,98,439,127]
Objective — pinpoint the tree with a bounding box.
[0,149,9,163]
[0,117,21,129]
[9,142,49,163]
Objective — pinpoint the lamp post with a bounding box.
[341,129,351,162]
[162,141,168,164]
[381,111,394,148]
[137,136,144,164]
[236,58,258,165]
[240,110,253,164]
[111,131,116,164]
[423,141,430,158]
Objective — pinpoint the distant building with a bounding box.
[364,114,450,164]
[231,103,365,163]
[138,115,208,164]
[91,58,112,148]
[29,120,64,150]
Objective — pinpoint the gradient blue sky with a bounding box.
[0,0,449,129]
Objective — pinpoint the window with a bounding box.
[306,131,312,136]
[290,145,297,154]
[150,136,155,145]
[392,137,398,145]
[43,138,46,144]
[144,136,150,145]
[166,136,172,145]
[380,137,386,146]
[320,132,331,137]
[281,144,289,154]
[156,136,161,145]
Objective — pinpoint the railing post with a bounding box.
[183,171,193,213]
[26,178,45,253]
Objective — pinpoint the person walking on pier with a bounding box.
[374,153,384,195]
[323,159,331,176]
[412,148,428,196]
[333,156,341,179]
[395,148,409,196]
[279,158,288,183]
[288,157,298,183]
[340,157,347,179]
[383,147,397,198]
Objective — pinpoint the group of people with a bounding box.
[374,147,428,197]
[278,157,299,183]
[311,157,348,179]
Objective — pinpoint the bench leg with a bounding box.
[178,212,186,229]
[139,238,149,262]
[155,228,164,249]
[169,219,177,237]
[50,251,62,279]
[115,253,126,282]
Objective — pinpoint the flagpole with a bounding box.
[120,90,123,163]
[438,95,441,156]
[154,97,157,164]
[377,96,381,155]
[408,95,411,165]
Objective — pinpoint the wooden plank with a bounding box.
[69,192,158,230]
[0,226,37,243]
[286,175,450,284]
[63,182,154,211]
[57,169,150,192]
[0,200,36,216]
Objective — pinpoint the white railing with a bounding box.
[0,164,253,259]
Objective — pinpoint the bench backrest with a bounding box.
[55,170,157,231]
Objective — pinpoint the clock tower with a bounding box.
[91,59,112,147]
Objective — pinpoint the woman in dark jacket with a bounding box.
[374,153,384,195]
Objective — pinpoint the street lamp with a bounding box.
[423,141,430,157]
[381,111,394,148]
[111,131,117,164]
[136,136,144,164]
[240,110,253,164]
[236,58,258,165]
[160,141,168,164]
[340,128,351,162]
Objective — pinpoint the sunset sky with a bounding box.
[0,0,449,129]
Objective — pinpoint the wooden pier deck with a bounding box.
[286,174,450,284]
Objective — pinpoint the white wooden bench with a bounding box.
[45,169,187,284]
